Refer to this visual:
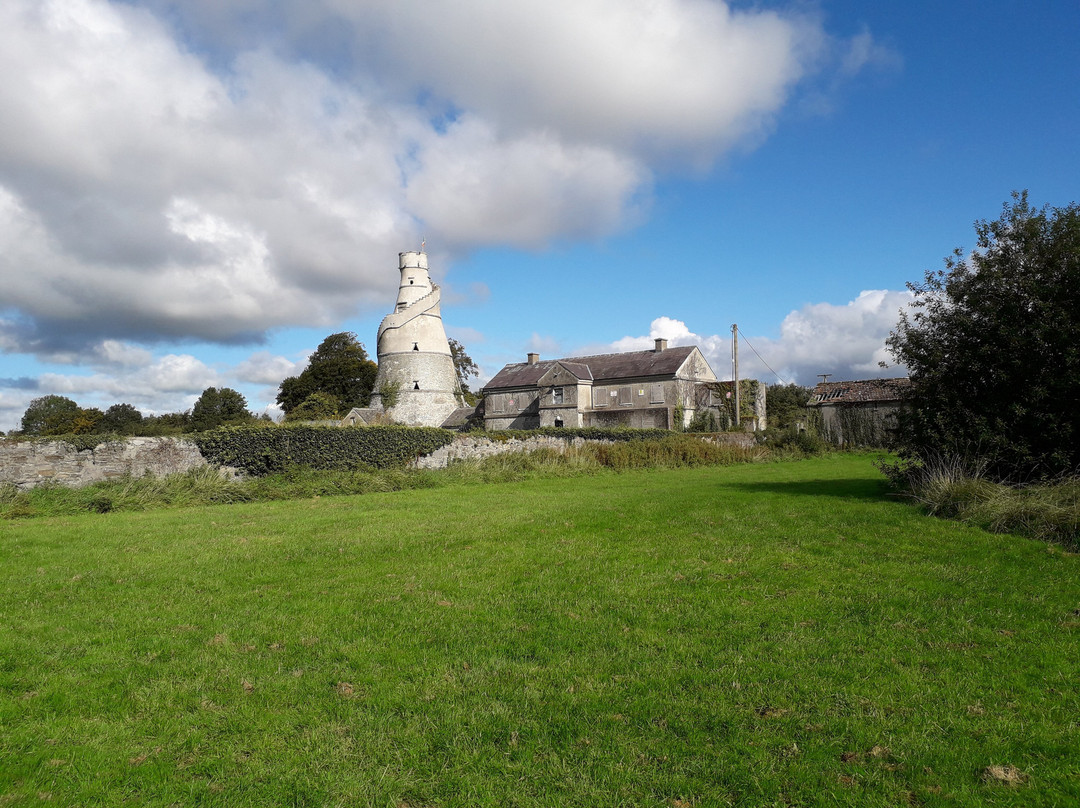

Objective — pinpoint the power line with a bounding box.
[739,334,789,386]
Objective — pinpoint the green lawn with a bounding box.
[1,454,1077,806]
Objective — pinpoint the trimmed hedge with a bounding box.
[192,424,454,475]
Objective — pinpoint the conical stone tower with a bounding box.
[369,251,464,426]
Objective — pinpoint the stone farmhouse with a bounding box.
[808,377,909,446]
[481,340,763,431]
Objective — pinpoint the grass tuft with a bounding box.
[886,453,1080,545]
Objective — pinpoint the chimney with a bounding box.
[527,352,539,365]
[654,338,668,352]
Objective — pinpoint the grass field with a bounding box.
[1,454,1077,806]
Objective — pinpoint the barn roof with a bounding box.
[809,377,910,405]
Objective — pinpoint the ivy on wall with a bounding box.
[192,424,454,475]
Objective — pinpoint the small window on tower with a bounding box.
[413,381,420,390]
[397,302,407,312]
[413,342,419,351]
[408,276,415,285]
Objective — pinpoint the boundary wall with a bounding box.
[1,432,756,488]
[0,438,207,490]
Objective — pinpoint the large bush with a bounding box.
[886,192,1080,481]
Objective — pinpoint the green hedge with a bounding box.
[192,424,454,475]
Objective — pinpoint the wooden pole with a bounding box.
[732,323,740,428]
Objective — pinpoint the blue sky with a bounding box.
[1,0,1077,431]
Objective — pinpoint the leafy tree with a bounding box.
[140,411,192,436]
[276,332,377,415]
[101,403,144,434]
[766,383,812,431]
[285,391,340,422]
[886,192,1080,481]
[71,407,105,434]
[20,395,81,435]
[449,337,480,405]
[191,387,251,431]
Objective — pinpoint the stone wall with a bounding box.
[0,437,208,490]
[413,432,754,470]
[2,432,758,488]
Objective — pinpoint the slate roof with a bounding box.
[440,406,478,428]
[484,346,697,391]
[809,377,910,405]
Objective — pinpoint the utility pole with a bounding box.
[731,323,740,428]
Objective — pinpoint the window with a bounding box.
[594,388,607,408]
[650,385,665,404]
[552,387,564,404]
[397,302,407,312]
[554,417,564,427]
[413,381,420,390]
[412,342,419,351]
[618,386,633,405]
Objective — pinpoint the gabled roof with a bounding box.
[484,346,698,391]
[809,377,910,405]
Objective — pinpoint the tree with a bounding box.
[886,192,1080,481]
[71,407,104,434]
[276,332,378,415]
[191,387,250,431]
[284,391,341,422]
[449,338,480,405]
[766,383,812,431]
[101,403,144,434]
[20,395,81,435]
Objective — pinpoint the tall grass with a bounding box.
[885,454,1080,545]
[0,436,765,520]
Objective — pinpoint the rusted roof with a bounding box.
[484,346,697,391]
[809,377,910,405]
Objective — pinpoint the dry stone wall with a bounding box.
[0,437,208,490]
[412,432,754,470]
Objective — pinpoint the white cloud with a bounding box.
[233,351,306,385]
[601,290,913,385]
[527,333,563,357]
[0,0,878,357]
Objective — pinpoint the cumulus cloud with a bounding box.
[599,290,913,385]
[0,0,880,358]
[233,351,306,385]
